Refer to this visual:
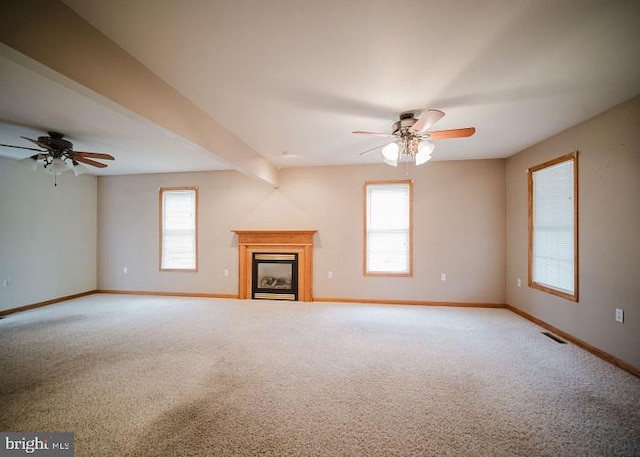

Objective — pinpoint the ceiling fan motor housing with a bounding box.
[392,112,418,135]
[38,132,73,152]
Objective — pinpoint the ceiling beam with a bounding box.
[0,0,279,187]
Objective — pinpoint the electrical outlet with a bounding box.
[615,308,624,323]
[223,269,229,277]
[123,266,128,274]
[517,278,522,287]
[440,273,447,282]
[328,271,333,279]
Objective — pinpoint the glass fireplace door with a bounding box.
[252,253,298,300]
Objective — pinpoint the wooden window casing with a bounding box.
[363,180,413,277]
[528,152,578,301]
[159,187,199,272]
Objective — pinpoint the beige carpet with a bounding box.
[0,294,638,456]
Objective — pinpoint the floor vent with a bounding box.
[542,331,567,344]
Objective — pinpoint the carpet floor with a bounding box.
[0,294,638,456]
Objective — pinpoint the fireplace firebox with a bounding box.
[252,253,298,300]
[233,230,316,301]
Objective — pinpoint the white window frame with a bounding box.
[528,152,578,301]
[364,180,413,276]
[159,187,198,272]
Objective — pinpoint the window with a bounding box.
[160,187,198,271]
[528,152,578,301]
[364,180,413,276]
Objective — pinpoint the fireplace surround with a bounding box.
[233,230,316,301]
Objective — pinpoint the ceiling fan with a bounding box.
[0,131,115,182]
[353,109,475,166]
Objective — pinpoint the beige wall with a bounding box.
[0,157,97,312]
[98,159,506,304]
[5,96,638,369]
[506,95,640,368]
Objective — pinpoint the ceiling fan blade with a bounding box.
[358,144,386,156]
[70,151,115,160]
[19,153,48,161]
[71,155,109,168]
[353,131,397,138]
[409,109,445,134]
[20,136,51,150]
[428,127,476,140]
[0,143,45,152]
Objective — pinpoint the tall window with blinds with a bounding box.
[364,180,413,276]
[160,187,198,271]
[528,152,578,301]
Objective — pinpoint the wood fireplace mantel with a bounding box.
[233,230,317,301]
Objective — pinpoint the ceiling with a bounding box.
[0,47,230,175]
[1,0,639,178]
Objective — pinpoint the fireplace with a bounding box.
[252,253,298,300]
[233,230,316,301]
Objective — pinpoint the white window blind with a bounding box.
[161,188,197,270]
[365,182,412,275]
[530,156,576,297]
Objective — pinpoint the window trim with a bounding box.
[527,152,578,301]
[363,180,413,277]
[159,186,199,272]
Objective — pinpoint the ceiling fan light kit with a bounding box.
[415,141,435,165]
[49,157,69,175]
[381,142,400,166]
[1,132,114,186]
[354,109,475,167]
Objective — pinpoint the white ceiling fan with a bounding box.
[353,109,475,166]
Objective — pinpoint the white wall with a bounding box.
[0,157,97,312]
[506,95,640,368]
[97,159,506,304]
